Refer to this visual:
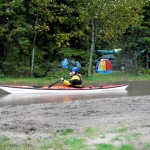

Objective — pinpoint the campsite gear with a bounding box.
[95,59,112,74]
[60,58,81,69]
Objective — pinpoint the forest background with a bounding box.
[0,0,150,78]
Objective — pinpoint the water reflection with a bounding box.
[0,80,149,107]
[0,90,128,107]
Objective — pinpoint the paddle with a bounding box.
[32,80,61,89]
[48,75,69,88]
[48,79,62,88]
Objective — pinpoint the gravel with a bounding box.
[0,95,150,146]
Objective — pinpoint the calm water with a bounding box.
[0,81,149,107]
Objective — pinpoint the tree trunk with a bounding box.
[88,19,95,77]
[146,53,149,69]
[31,13,38,77]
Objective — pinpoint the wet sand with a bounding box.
[0,95,150,148]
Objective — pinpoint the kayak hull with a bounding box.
[0,84,129,94]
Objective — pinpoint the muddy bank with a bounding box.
[0,95,150,146]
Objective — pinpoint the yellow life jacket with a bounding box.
[63,74,82,87]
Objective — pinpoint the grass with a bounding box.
[83,72,150,84]
[0,71,149,86]
[0,131,149,150]
[61,128,74,136]
[124,133,141,142]
[118,127,128,133]
[39,138,63,150]
[142,143,150,150]
[64,137,87,150]
[1,125,149,150]
[96,143,114,150]
[111,135,122,142]
[96,144,135,150]
[117,144,135,150]
[84,127,97,138]
[0,136,17,150]
[110,127,128,134]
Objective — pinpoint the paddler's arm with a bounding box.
[60,78,71,86]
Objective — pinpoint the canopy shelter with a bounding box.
[97,49,121,55]
[95,59,112,74]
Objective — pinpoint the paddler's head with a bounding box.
[69,67,78,76]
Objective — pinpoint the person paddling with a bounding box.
[60,67,82,87]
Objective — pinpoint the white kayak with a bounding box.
[0,84,129,94]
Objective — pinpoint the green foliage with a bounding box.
[142,143,150,150]
[14,66,31,77]
[1,61,51,78]
[1,62,31,77]
[84,127,97,138]
[0,0,149,78]
[140,68,150,75]
[0,71,149,85]
[58,47,83,58]
[111,136,122,142]
[19,143,35,150]
[118,127,128,133]
[124,133,141,142]
[96,143,114,150]
[39,139,53,150]
[0,136,18,150]
[48,140,63,150]
[96,143,135,150]
[47,68,69,79]
[117,144,135,150]
[64,137,86,150]
[0,127,149,150]
[39,138,63,150]
[32,67,47,78]
[61,128,73,136]
[79,67,88,76]
[118,1,150,69]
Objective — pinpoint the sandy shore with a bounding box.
[0,95,150,148]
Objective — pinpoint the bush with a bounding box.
[15,66,31,77]
[139,68,150,75]
[1,62,15,76]
[32,67,47,77]
[1,62,31,77]
[79,67,88,76]
[47,68,69,79]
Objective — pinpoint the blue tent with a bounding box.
[60,58,81,69]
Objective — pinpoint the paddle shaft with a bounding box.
[48,75,69,88]
[48,79,61,88]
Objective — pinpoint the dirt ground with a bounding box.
[0,95,150,148]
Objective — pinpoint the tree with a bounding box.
[140,0,150,68]
[0,0,14,61]
[81,0,146,76]
[118,0,150,70]
[0,0,148,77]
[0,0,33,65]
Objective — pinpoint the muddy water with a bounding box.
[0,81,149,107]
